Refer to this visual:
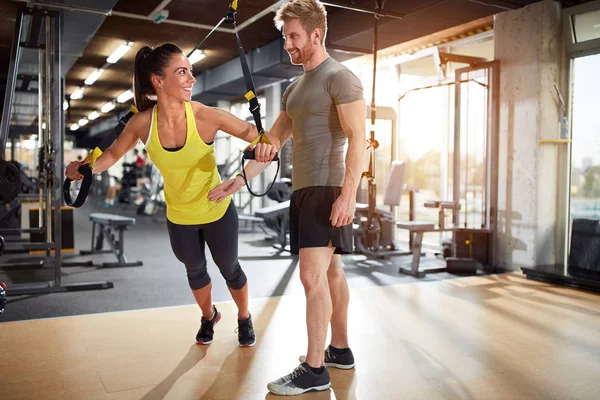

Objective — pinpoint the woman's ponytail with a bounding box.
[133,46,155,111]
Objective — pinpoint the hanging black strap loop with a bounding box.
[189,1,279,197]
[63,107,138,208]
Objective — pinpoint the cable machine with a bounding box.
[396,53,500,274]
[0,6,113,296]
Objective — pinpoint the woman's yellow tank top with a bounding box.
[144,102,231,225]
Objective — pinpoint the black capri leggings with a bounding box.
[167,202,247,291]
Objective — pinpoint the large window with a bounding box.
[570,53,600,220]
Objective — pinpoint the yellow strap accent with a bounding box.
[259,134,271,145]
[131,105,138,113]
[83,147,104,167]
[244,90,256,101]
[248,135,261,148]
[247,133,271,148]
[231,0,238,11]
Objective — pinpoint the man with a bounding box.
[209,0,366,395]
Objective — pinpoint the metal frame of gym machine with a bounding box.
[0,5,113,296]
[394,52,500,277]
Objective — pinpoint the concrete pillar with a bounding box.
[494,0,565,270]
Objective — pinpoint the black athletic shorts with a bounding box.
[289,186,353,255]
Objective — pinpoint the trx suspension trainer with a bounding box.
[186,0,280,197]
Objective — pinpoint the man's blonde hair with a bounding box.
[274,0,328,44]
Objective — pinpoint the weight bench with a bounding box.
[238,213,269,235]
[80,213,143,268]
[254,200,290,251]
[396,221,444,277]
[395,201,462,277]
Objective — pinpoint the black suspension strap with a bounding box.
[188,0,280,197]
[63,106,138,207]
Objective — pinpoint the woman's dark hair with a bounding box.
[133,43,184,111]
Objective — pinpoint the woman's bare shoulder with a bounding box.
[191,101,222,124]
[190,101,210,117]
[128,107,153,140]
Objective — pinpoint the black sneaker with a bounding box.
[196,305,221,345]
[236,314,256,347]
[299,345,355,370]
[267,362,330,396]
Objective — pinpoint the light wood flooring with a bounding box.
[1,273,599,400]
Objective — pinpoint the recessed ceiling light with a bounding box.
[84,69,104,85]
[70,87,84,100]
[107,41,133,64]
[117,90,134,103]
[188,50,206,65]
[101,102,116,113]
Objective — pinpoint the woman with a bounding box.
[65,43,279,347]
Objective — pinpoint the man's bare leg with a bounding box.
[267,243,334,396]
[327,254,350,349]
[300,245,335,368]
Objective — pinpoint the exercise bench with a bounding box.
[254,200,291,251]
[80,213,143,268]
[395,201,462,277]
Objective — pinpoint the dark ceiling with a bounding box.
[0,0,595,136]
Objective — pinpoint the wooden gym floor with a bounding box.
[1,273,599,400]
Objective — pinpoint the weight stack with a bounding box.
[446,257,478,275]
[568,218,600,279]
[29,207,75,253]
[454,228,492,267]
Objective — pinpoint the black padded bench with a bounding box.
[252,200,290,250]
[238,213,269,235]
[80,213,143,268]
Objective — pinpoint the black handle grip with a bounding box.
[63,164,93,208]
[243,149,279,161]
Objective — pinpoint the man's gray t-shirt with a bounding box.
[282,57,364,191]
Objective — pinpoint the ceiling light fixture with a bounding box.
[107,41,134,64]
[70,87,84,100]
[188,49,206,65]
[88,111,100,120]
[101,102,116,113]
[70,123,79,131]
[84,69,105,85]
[117,89,134,103]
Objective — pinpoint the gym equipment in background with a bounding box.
[0,7,113,295]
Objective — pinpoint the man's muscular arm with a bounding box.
[330,99,367,227]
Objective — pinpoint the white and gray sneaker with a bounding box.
[299,345,355,370]
[267,362,331,396]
